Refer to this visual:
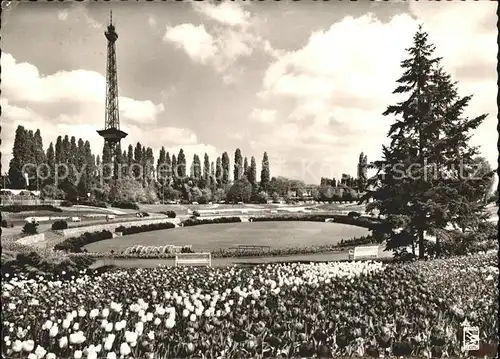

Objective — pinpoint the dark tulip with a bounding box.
[392,341,412,356]
[377,334,392,348]
[431,345,443,358]
[317,344,332,358]
[268,335,281,348]
[234,330,246,342]
[298,342,315,357]
[365,345,379,357]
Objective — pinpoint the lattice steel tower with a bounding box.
[97,10,127,179]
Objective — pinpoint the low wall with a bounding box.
[59,218,179,238]
[16,233,46,247]
[24,216,70,222]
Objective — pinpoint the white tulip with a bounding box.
[119,342,131,356]
[59,336,68,349]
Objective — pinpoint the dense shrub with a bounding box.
[80,200,108,208]
[249,214,383,230]
[348,211,361,218]
[182,216,242,227]
[161,210,177,218]
[22,221,39,235]
[115,222,175,235]
[192,210,201,217]
[0,205,62,213]
[60,200,73,207]
[1,250,95,278]
[111,201,140,210]
[1,219,8,228]
[54,230,113,253]
[51,220,68,230]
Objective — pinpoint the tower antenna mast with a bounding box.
[97,10,127,181]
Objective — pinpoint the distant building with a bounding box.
[287,185,316,200]
[1,189,42,205]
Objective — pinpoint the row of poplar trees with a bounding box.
[155,148,271,192]
[6,127,272,200]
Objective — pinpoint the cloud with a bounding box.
[120,98,165,125]
[147,14,157,29]
[0,53,214,172]
[163,23,217,64]
[2,53,163,125]
[253,4,496,182]
[164,1,277,83]
[192,1,251,27]
[57,10,68,21]
[250,109,277,124]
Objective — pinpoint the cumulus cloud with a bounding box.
[57,10,68,21]
[250,109,277,124]
[0,53,211,171]
[147,14,157,29]
[163,24,217,64]
[253,4,497,182]
[192,1,251,27]
[163,1,277,83]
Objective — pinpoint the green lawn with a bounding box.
[83,221,370,253]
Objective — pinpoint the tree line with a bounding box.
[315,152,369,202]
[4,128,273,204]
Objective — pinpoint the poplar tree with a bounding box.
[260,151,270,191]
[234,149,243,181]
[249,156,257,186]
[8,126,28,189]
[221,152,230,185]
[216,157,222,188]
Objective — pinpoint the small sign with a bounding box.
[463,326,480,351]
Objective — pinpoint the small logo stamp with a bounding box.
[463,324,480,351]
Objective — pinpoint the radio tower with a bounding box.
[97,10,127,180]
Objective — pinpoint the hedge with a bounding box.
[1,205,63,213]
[53,230,113,253]
[115,222,175,235]
[160,210,176,218]
[60,200,73,207]
[248,214,384,230]
[181,217,242,227]
[80,200,108,208]
[111,201,140,210]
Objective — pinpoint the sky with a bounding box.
[1,0,497,185]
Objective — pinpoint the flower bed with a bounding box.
[1,254,497,358]
[83,235,375,260]
[1,250,95,278]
